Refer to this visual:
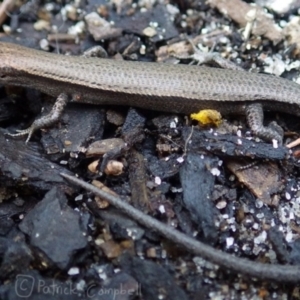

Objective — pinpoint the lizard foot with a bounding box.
[6,93,68,143]
[6,127,35,143]
[246,103,284,145]
[252,121,283,145]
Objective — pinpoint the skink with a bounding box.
[2,42,300,281]
[0,42,300,143]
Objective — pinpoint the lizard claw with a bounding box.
[6,93,69,144]
[6,127,34,143]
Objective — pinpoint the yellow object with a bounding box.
[190,110,222,126]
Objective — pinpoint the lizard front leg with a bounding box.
[245,102,284,145]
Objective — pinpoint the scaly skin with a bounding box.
[0,42,299,116]
[1,41,300,143]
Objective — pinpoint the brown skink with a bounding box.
[0,42,300,143]
[1,42,300,282]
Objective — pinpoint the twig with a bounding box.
[61,172,300,283]
[0,0,17,26]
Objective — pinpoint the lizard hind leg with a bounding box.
[245,102,284,144]
[6,93,69,143]
[6,45,108,144]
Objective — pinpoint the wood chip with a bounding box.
[208,0,283,44]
